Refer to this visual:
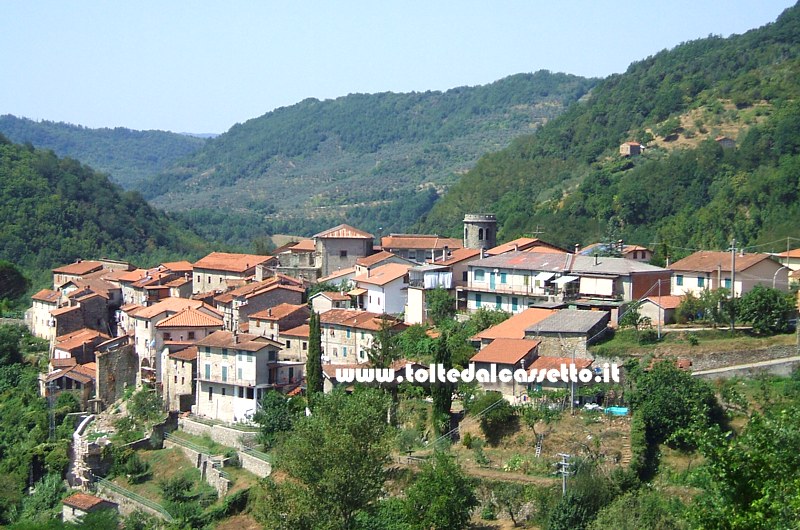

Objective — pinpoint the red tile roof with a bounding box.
[50,305,81,317]
[289,239,316,252]
[161,261,194,273]
[52,261,104,276]
[473,308,556,341]
[214,278,305,304]
[356,251,399,267]
[281,324,310,338]
[431,247,481,265]
[312,291,351,302]
[317,267,355,283]
[195,330,283,352]
[777,248,800,258]
[643,295,683,310]
[250,303,309,321]
[32,289,60,303]
[381,234,461,250]
[669,251,775,273]
[134,298,220,320]
[352,263,410,287]
[320,309,406,332]
[488,238,568,256]
[313,224,373,239]
[62,492,107,511]
[193,252,273,273]
[155,307,224,328]
[470,338,540,365]
[169,346,198,362]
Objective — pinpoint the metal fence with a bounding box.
[164,431,211,454]
[242,446,272,463]
[92,476,174,522]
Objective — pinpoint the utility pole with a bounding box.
[730,239,736,333]
[557,453,571,496]
[657,279,662,340]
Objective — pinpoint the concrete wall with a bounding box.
[239,450,272,477]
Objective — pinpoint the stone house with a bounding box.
[195,331,303,424]
[380,234,462,264]
[248,303,310,341]
[162,345,198,412]
[319,309,407,365]
[192,252,276,294]
[313,224,375,278]
[278,324,310,362]
[470,338,540,401]
[524,309,610,359]
[214,276,305,332]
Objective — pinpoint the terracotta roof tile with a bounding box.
[313,224,373,239]
[169,346,198,362]
[381,234,461,250]
[155,307,224,328]
[195,330,283,352]
[289,239,316,252]
[353,263,410,287]
[281,324,310,338]
[470,338,540,365]
[431,247,481,265]
[356,251,399,267]
[62,492,107,511]
[32,289,60,303]
[487,238,565,255]
[133,298,220,320]
[473,308,556,341]
[193,252,273,273]
[161,261,194,273]
[215,278,305,304]
[777,248,800,258]
[50,305,81,316]
[669,251,774,273]
[643,295,683,310]
[317,267,355,283]
[320,309,406,332]
[52,261,104,276]
[311,291,351,302]
[250,303,309,321]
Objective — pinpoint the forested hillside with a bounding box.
[138,71,596,243]
[0,135,210,286]
[0,115,207,189]
[423,3,800,257]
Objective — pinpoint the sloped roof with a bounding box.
[669,251,774,273]
[169,346,198,362]
[381,234,462,250]
[155,307,224,328]
[32,289,60,303]
[313,224,373,239]
[133,298,219,320]
[356,251,399,267]
[526,309,610,335]
[250,303,309,321]
[193,252,272,273]
[195,330,283,352]
[161,261,194,273]
[473,308,556,341]
[55,329,109,351]
[353,263,411,287]
[289,239,316,252]
[569,255,667,276]
[777,248,800,258]
[52,261,103,276]
[214,278,305,304]
[432,247,481,265]
[311,291,351,302]
[50,305,81,317]
[281,324,310,338]
[320,309,406,332]
[488,238,567,256]
[62,492,107,511]
[643,295,683,310]
[317,267,355,283]
[470,338,540,365]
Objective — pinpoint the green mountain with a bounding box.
[0,134,210,286]
[423,4,800,258]
[0,115,207,189]
[137,71,597,242]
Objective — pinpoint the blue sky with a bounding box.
[1,1,794,134]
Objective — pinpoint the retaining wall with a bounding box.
[178,417,257,449]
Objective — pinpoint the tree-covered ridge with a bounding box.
[0,115,207,189]
[137,71,596,242]
[0,135,210,283]
[423,3,800,254]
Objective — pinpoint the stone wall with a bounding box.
[239,451,272,477]
[93,483,168,520]
[96,344,138,407]
[178,417,257,450]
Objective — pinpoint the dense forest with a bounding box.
[138,71,597,243]
[0,135,211,289]
[0,115,207,189]
[422,3,800,257]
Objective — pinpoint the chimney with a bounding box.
[513,243,518,252]
[594,254,599,266]
[367,268,371,278]
[268,308,272,316]
[481,248,486,259]
[233,329,239,344]
[574,244,580,254]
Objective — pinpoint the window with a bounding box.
[302,341,308,351]
[248,353,253,362]
[207,276,211,283]
[333,348,338,357]
[188,331,195,340]
[698,276,705,288]
[204,346,211,357]
[174,375,177,384]
[724,278,731,289]
[495,295,502,309]
[359,350,366,360]
[478,228,484,240]
[144,321,149,329]
[475,293,482,308]
[196,275,200,283]
[163,332,171,341]
[676,275,684,286]
[343,346,348,356]
[346,329,351,338]
[408,250,416,261]
[237,368,242,380]
[462,271,468,282]
[222,348,228,358]
[221,387,226,396]
[246,388,254,399]
[500,272,507,284]
[204,364,211,379]
[222,366,228,382]
[238,387,244,398]
[181,377,184,385]
[286,340,292,348]
[512,297,519,311]
[208,386,213,400]
[474,269,485,281]
[360,330,365,339]
[340,250,348,258]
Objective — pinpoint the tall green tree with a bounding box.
[253,390,298,449]
[426,288,455,326]
[268,389,393,530]
[430,333,453,436]
[403,451,477,530]
[305,310,323,398]
[738,285,795,335]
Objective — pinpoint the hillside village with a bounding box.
[24,211,798,423]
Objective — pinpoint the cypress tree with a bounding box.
[305,310,323,398]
